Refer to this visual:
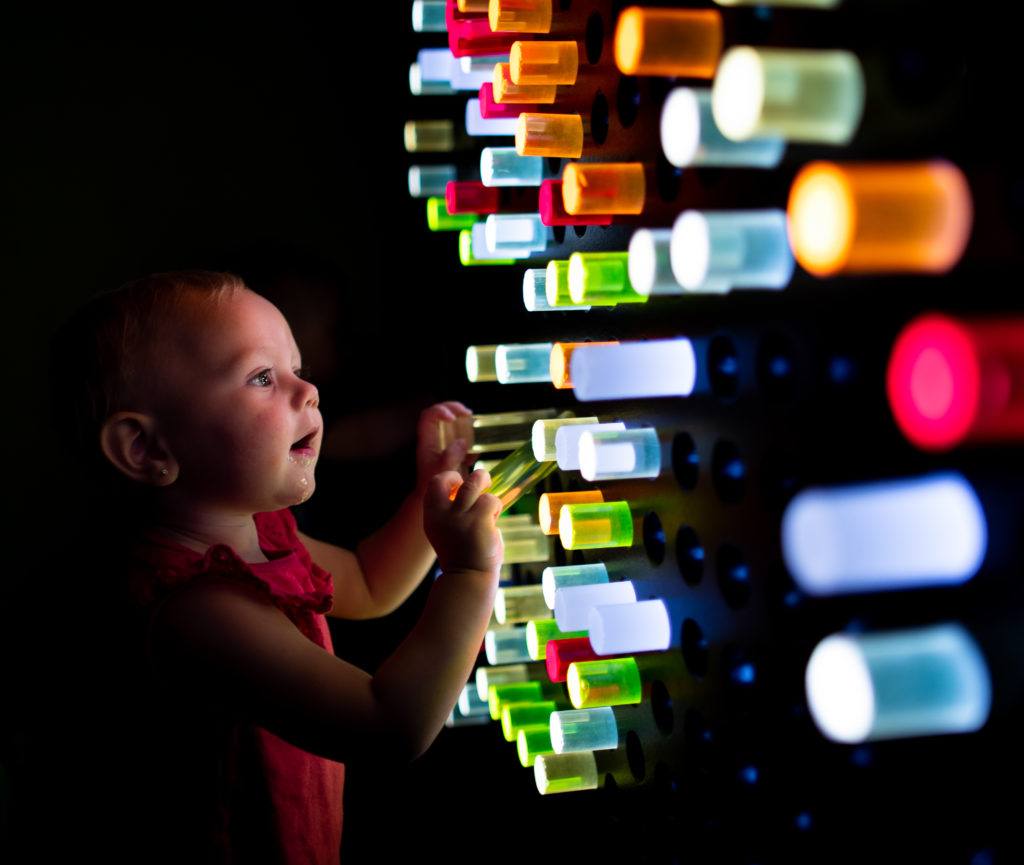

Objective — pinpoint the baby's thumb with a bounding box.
[442,438,468,469]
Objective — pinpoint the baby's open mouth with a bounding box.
[291,430,316,451]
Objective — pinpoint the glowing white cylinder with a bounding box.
[466,99,518,136]
[670,209,794,293]
[451,55,503,90]
[805,624,992,743]
[551,706,618,753]
[542,562,610,610]
[534,752,599,795]
[410,62,455,96]
[570,339,697,401]
[408,164,456,198]
[476,662,533,701]
[532,416,598,461]
[471,223,530,260]
[554,581,637,631]
[578,427,661,481]
[523,268,552,312]
[495,584,550,624]
[485,626,532,665]
[628,228,681,297]
[485,213,551,255]
[661,87,785,169]
[782,472,987,596]
[481,146,546,187]
[412,0,448,33]
[458,682,491,718]
[588,598,686,655]
[495,342,555,383]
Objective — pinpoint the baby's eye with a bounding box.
[250,369,274,387]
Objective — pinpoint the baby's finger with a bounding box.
[472,491,504,522]
[451,468,491,512]
[426,470,464,512]
[441,400,472,416]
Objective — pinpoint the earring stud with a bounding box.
[160,468,168,476]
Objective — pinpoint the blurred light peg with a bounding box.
[465,99,519,136]
[413,1,448,32]
[458,0,490,11]
[481,146,550,186]
[486,626,533,665]
[446,706,492,728]
[614,7,722,77]
[670,209,794,294]
[569,339,697,401]
[479,82,541,119]
[485,213,552,255]
[588,598,687,655]
[465,345,499,382]
[476,661,546,701]
[526,619,589,660]
[562,162,645,215]
[447,4,519,58]
[471,221,530,260]
[539,180,613,227]
[546,637,602,683]
[458,682,491,718]
[550,342,618,389]
[410,62,455,96]
[447,181,501,216]
[523,267,571,312]
[554,580,636,631]
[887,314,1024,451]
[568,251,647,306]
[452,56,506,91]
[554,421,627,471]
[426,197,479,232]
[488,679,568,721]
[409,164,457,199]
[712,47,864,145]
[661,87,785,169]
[495,584,551,624]
[490,0,553,33]
[495,342,556,383]
[578,427,661,482]
[539,490,605,535]
[542,562,609,610]
[404,120,456,153]
[502,701,558,741]
[551,703,658,753]
[628,229,678,297]
[567,657,643,708]
[459,227,517,266]
[532,415,596,460]
[518,725,555,766]
[498,521,552,564]
[511,40,579,85]
[559,501,634,551]
[533,751,599,794]
[493,62,558,104]
[482,438,558,510]
[787,160,972,276]
[516,113,583,158]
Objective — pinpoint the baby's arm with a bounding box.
[149,468,501,765]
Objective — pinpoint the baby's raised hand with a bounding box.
[416,401,473,491]
[423,468,503,577]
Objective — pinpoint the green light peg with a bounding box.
[459,229,517,266]
[567,658,643,708]
[485,438,558,511]
[427,197,478,232]
[568,252,648,306]
[526,618,589,661]
[501,700,558,742]
[517,725,555,767]
[475,661,546,701]
[488,681,545,720]
[559,501,634,550]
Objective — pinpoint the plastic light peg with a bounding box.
[628,229,678,296]
[543,260,575,308]
[614,7,723,78]
[460,228,517,266]
[554,422,627,471]
[511,40,579,85]
[787,161,973,276]
[440,407,558,453]
[458,0,490,11]
[488,680,567,720]
[887,314,1024,451]
[409,164,457,198]
[578,427,661,482]
[516,113,584,158]
[498,521,551,564]
[547,637,602,682]
[670,209,794,293]
[481,146,548,187]
[413,1,448,32]
[661,87,785,169]
[482,438,558,509]
[550,343,619,390]
[410,63,455,96]
[490,0,552,33]
[447,5,518,58]
[446,181,501,216]
[495,342,556,383]
[496,584,550,624]
[485,213,552,255]
[539,491,605,535]
[451,57,504,91]
[518,725,555,767]
[805,624,991,743]
[404,120,456,153]
[542,562,610,609]
[415,47,456,88]
[493,62,557,104]
[568,657,643,708]
[476,661,544,701]
[486,625,532,665]
[502,701,558,741]
[534,751,599,794]
[473,222,532,260]
[560,501,634,551]
[523,266,590,311]
[569,339,697,401]
[782,472,987,596]
[446,705,492,727]
[539,180,613,227]
[551,704,657,753]
[427,197,479,232]
[555,580,636,631]
[458,682,491,718]
[589,598,691,655]
[465,99,519,136]
[568,252,647,306]
[562,162,645,215]
[526,619,588,660]
[479,82,539,119]
[532,415,596,460]
[712,47,864,145]
[465,345,499,382]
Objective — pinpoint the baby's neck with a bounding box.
[149,507,270,564]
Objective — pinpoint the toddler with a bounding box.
[45,270,503,864]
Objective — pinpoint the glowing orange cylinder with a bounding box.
[562,163,645,215]
[516,113,583,158]
[493,62,558,104]
[787,161,973,276]
[511,40,579,84]
[539,491,606,535]
[614,7,722,78]
[550,341,618,388]
[490,0,553,33]
[459,0,490,11]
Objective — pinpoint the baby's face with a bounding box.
[154,288,323,513]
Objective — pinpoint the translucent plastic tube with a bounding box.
[502,701,557,742]
[539,180,613,228]
[440,407,558,453]
[614,7,722,78]
[481,147,548,187]
[568,252,647,306]
[485,213,552,255]
[498,521,551,564]
[511,40,579,85]
[781,472,987,596]
[404,120,456,153]
[518,725,555,767]
[426,197,478,232]
[588,598,686,655]
[490,0,553,33]
[526,619,588,660]
[712,47,864,145]
[493,62,558,104]
[410,62,455,96]
[465,99,518,136]
[465,345,499,382]
[555,421,626,470]
[495,584,550,624]
[483,438,558,510]
[570,339,697,401]
[550,706,618,752]
[542,562,610,610]
[555,580,637,631]
[546,637,602,683]
[670,209,794,293]
[578,427,661,481]
[476,661,544,701]
[408,164,457,198]
[488,680,567,721]
[413,1,448,33]
[560,501,634,550]
[485,626,532,665]
[805,624,991,743]
[567,658,643,708]
[451,56,500,91]
[660,87,784,169]
[539,490,605,535]
[532,416,596,461]
[458,682,491,718]
[516,113,584,158]
[550,342,618,389]
[522,268,552,312]
[534,751,599,794]
[467,224,522,263]
[628,229,679,297]
[495,342,555,383]
[562,163,645,215]
[479,82,538,120]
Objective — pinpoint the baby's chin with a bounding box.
[291,474,316,505]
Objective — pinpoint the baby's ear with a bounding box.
[99,411,175,485]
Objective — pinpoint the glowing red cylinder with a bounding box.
[447,181,501,215]
[447,1,519,56]
[539,180,614,227]
[887,313,1024,451]
[546,637,601,683]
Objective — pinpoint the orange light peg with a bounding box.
[490,0,553,34]
[550,341,618,389]
[787,161,973,277]
[458,0,490,11]
[493,62,558,104]
[562,163,645,215]
[614,7,722,78]
[516,113,583,158]
[539,491,605,535]
[510,40,579,85]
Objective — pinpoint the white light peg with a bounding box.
[551,707,618,753]
[588,598,686,655]
[782,472,987,596]
[495,342,555,383]
[410,63,456,96]
[532,416,598,461]
[661,87,784,169]
[466,99,519,136]
[542,562,610,610]
[570,340,697,401]
[481,146,546,187]
[670,210,794,294]
[578,428,661,482]
[485,626,532,665]
[476,662,533,701]
[466,344,498,382]
[805,624,991,744]
[535,752,599,795]
[408,165,456,198]
[628,229,680,296]
[412,0,447,32]
[458,682,491,718]
[485,213,551,255]
[495,585,550,623]
[471,223,531,260]
[554,422,626,470]
[554,581,637,631]
[413,48,456,93]
[451,55,506,90]
[461,54,511,75]
[523,268,553,311]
